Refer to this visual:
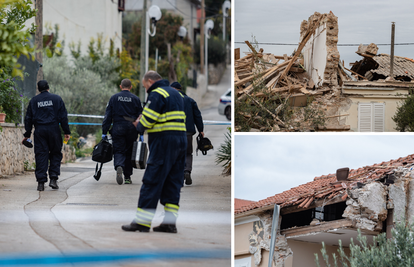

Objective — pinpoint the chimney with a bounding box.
[336,168,349,181]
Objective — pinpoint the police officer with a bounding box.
[22,80,71,191]
[122,71,186,233]
[170,82,204,186]
[102,79,142,185]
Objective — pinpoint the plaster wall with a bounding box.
[235,222,254,256]
[42,0,122,59]
[288,240,350,267]
[343,96,404,132]
[303,23,327,88]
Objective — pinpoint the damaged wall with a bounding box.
[343,182,387,231]
[300,12,340,88]
[244,211,293,267]
[387,167,414,224]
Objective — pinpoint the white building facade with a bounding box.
[42,0,123,57]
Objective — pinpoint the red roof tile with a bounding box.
[235,154,414,215]
[235,198,256,212]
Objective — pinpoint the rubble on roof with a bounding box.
[351,47,414,81]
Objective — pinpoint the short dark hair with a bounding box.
[121,79,132,89]
[37,80,49,91]
[143,71,162,82]
[170,82,182,90]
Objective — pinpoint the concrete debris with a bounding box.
[343,182,387,231]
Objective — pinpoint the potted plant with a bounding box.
[0,105,6,123]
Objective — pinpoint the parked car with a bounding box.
[218,88,231,120]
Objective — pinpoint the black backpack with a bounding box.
[92,139,113,181]
[196,133,213,155]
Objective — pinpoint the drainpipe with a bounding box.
[390,22,395,80]
[268,204,280,267]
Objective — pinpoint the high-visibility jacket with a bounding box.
[137,79,186,135]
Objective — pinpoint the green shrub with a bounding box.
[0,67,28,123]
[393,93,414,132]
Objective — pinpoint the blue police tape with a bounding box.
[0,249,231,265]
[67,114,231,126]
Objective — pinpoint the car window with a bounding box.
[226,91,231,97]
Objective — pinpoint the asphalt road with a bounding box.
[0,68,231,267]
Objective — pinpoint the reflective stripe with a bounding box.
[153,88,169,98]
[156,111,186,123]
[134,208,155,228]
[165,203,179,218]
[140,115,155,128]
[179,92,184,98]
[147,122,186,133]
[143,107,161,121]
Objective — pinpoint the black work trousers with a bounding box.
[34,124,63,183]
[111,122,138,178]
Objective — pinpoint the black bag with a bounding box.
[131,135,148,169]
[196,133,213,155]
[92,139,113,181]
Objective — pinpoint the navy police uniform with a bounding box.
[134,79,187,229]
[24,88,70,183]
[179,90,203,175]
[102,90,142,179]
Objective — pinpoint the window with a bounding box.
[235,257,252,267]
[358,103,385,132]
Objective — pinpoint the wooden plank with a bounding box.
[300,87,311,95]
[344,66,368,80]
[245,40,258,55]
[290,67,305,73]
[234,48,240,60]
[280,18,322,81]
[235,60,290,88]
[281,219,354,237]
[283,54,288,61]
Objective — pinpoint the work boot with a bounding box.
[124,177,132,184]
[116,166,123,185]
[49,178,59,189]
[121,222,150,232]
[184,171,192,185]
[37,182,44,191]
[153,224,177,233]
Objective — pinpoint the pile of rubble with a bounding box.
[235,12,348,132]
[234,11,414,132]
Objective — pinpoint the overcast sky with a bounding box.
[234,0,414,66]
[234,134,414,202]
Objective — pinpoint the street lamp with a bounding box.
[205,19,214,85]
[145,5,162,74]
[222,0,230,41]
[177,26,187,41]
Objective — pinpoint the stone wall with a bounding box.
[208,62,226,85]
[0,123,76,177]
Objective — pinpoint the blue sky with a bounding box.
[234,0,414,66]
[234,134,414,201]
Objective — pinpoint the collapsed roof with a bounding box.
[236,153,414,216]
[351,45,414,81]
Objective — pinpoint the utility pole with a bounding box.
[35,0,43,84]
[390,22,395,80]
[200,0,205,75]
[139,0,148,101]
